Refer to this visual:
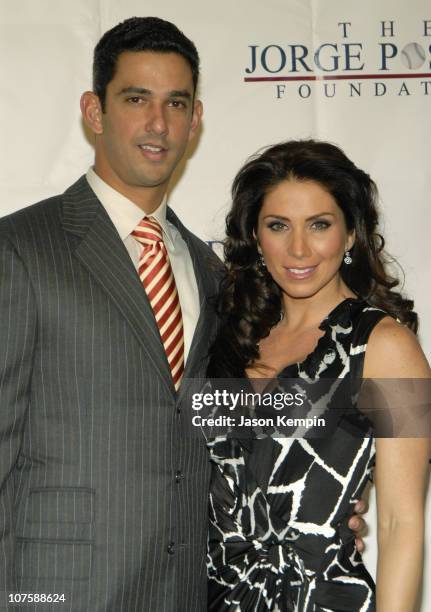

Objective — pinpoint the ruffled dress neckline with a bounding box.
[277,296,365,378]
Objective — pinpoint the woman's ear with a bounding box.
[253,230,262,254]
[346,229,356,252]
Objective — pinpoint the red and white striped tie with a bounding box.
[132,217,184,391]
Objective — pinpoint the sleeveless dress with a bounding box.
[207,298,388,612]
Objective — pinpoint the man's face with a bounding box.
[86,51,202,205]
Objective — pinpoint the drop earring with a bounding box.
[344,250,352,265]
[256,244,266,268]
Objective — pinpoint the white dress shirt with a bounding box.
[86,168,200,362]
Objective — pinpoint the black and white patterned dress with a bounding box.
[207,298,388,611]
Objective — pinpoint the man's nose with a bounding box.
[145,102,168,136]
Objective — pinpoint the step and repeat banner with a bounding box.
[1,0,430,607]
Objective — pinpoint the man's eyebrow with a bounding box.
[116,87,191,99]
[117,87,152,96]
[168,90,192,99]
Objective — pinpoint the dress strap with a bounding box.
[349,304,391,379]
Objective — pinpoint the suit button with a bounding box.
[175,470,182,484]
[167,542,175,555]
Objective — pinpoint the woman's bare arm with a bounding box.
[364,318,431,612]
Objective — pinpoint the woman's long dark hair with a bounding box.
[208,139,417,377]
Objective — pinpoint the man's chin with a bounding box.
[128,171,172,190]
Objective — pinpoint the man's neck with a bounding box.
[92,167,167,214]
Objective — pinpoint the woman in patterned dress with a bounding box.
[206,140,430,611]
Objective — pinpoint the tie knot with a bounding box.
[132,217,164,245]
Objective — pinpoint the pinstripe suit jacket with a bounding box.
[0,176,222,611]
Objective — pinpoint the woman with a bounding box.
[206,140,430,611]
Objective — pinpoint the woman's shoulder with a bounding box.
[363,316,430,378]
[347,299,390,346]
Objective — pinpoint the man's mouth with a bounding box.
[139,144,165,153]
[137,144,168,159]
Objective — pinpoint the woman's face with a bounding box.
[256,179,355,301]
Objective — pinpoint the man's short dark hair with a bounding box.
[93,16,200,111]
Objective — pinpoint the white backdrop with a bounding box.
[1,0,430,607]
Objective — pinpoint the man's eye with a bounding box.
[126,97,144,104]
[169,100,186,108]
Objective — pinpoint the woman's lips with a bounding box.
[284,266,317,280]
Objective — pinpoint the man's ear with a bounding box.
[188,99,203,141]
[80,91,104,135]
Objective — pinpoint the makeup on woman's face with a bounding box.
[256,178,355,301]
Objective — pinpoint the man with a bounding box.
[0,17,366,612]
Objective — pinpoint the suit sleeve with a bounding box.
[0,235,37,590]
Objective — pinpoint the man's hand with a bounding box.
[348,499,368,553]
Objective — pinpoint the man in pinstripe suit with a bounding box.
[0,16,367,612]
[0,17,222,611]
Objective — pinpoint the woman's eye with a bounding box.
[267,221,287,231]
[311,220,331,230]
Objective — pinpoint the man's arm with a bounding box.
[0,234,37,590]
[348,498,368,552]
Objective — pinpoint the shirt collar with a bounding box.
[85,167,174,248]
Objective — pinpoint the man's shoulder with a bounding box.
[186,228,222,264]
[0,194,62,240]
[166,206,224,271]
[0,176,89,241]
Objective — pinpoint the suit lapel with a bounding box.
[167,208,221,396]
[61,176,174,394]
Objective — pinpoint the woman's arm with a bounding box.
[374,437,429,612]
[364,318,431,612]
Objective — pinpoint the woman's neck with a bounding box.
[280,282,355,332]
